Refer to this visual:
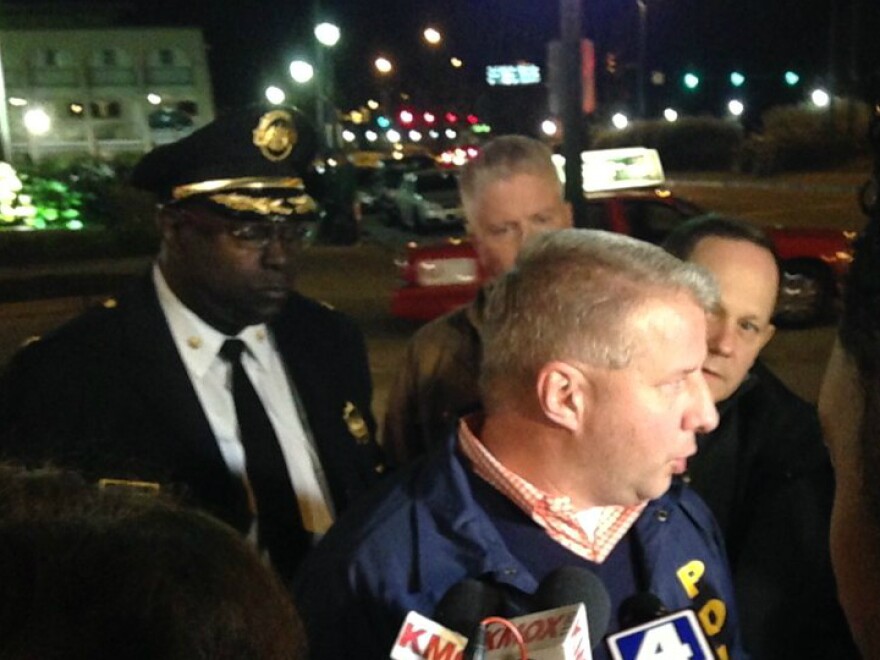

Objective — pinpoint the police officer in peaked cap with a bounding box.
[0,104,386,585]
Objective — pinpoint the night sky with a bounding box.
[53,0,880,115]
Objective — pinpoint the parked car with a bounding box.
[369,155,440,226]
[394,168,464,232]
[390,148,854,326]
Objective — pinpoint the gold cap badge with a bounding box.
[343,401,369,444]
[252,110,298,162]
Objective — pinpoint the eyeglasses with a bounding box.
[226,220,313,249]
[172,206,313,249]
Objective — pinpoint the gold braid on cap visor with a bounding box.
[171,177,316,215]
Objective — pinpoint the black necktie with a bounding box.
[220,338,309,582]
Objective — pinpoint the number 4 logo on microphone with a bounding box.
[606,610,716,660]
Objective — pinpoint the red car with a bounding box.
[390,187,854,326]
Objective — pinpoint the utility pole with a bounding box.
[560,0,589,226]
[636,0,647,118]
[0,37,13,162]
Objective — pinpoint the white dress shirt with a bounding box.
[153,265,335,535]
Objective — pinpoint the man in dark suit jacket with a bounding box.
[0,104,386,584]
[664,215,857,659]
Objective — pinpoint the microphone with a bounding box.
[483,603,591,660]
[605,593,717,660]
[617,592,670,630]
[390,570,613,660]
[434,578,505,637]
[389,611,467,660]
[390,580,505,660]
[533,566,613,650]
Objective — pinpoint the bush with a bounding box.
[0,157,159,264]
[741,100,870,175]
[592,117,744,171]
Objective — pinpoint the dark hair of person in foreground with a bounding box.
[0,464,306,660]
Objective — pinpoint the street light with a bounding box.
[23,107,51,135]
[289,60,314,84]
[727,99,745,116]
[423,27,442,45]
[450,57,463,69]
[265,86,286,105]
[314,22,340,47]
[811,88,831,108]
[612,112,629,130]
[541,119,559,136]
[663,107,679,122]
[374,57,393,75]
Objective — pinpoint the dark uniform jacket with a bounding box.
[686,360,857,659]
[383,290,485,466]
[294,434,747,660]
[0,274,386,558]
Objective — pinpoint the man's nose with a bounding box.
[707,315,735,358]
[686,373,720,434]
[261,232,290,267]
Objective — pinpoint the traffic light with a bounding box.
[444,111,458,124]
[423,111,436,124]
[466,114,479,125]
[729,71,745,87]
[399,109,414,125]
[376,115,391,129]
[784,70,800,86]
[683,72,700,90]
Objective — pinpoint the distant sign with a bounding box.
[485,63,541,87]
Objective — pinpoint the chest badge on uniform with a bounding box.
[252,109,297,162]
[343,401,369,443]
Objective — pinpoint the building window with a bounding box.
[90,100,122,119]
[67,102,86,119]
[158,49,175,66]
[100,49,118,67]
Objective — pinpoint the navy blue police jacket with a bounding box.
[294,433,747,660]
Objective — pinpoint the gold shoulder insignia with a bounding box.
[252,110,298,162]
[343,401,369,444]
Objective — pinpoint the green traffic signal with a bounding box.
[730,71,745,87]
[683,72,700,90]
[784,71,800,86]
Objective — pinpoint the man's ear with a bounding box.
[156,206,182,244]
[562,201,574,228]
[536,361,586,432]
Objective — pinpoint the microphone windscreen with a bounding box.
[533,566,612,649]
[434,579,504,636]
[618,592,670,629]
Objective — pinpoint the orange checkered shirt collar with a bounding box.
[458,416,646,563]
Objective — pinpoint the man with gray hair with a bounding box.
[296,229,747,660]
[384,135,572,465]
